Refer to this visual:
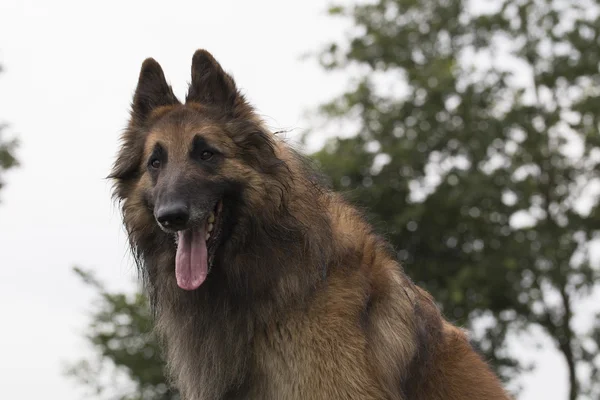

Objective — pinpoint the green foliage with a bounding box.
[66,267,178,400]
[0,63,19,198]
[311,0,600,398]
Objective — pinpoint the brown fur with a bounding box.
[110,49,512,400]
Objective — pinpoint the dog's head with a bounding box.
[111,50,289,291]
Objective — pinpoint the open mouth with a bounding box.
[206,200,224,265]
[174,200,224,291]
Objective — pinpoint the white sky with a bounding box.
[0,0,573,399]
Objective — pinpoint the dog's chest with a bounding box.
[246,309,389,400]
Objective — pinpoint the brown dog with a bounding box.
[110,49,511,400]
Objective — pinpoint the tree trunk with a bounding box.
[558,287,578,400]
[559,339,578,400]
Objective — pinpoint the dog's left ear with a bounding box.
[186,50,243,113]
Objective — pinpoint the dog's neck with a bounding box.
[144,194,333,399]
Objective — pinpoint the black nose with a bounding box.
[155,202,190,231]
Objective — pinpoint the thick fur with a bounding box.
[111,49,511,400]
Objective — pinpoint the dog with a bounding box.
[110,49,511,399]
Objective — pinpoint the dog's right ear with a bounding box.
[131,58,180,124]
[110,59,179,185]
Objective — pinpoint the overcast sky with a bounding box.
[0,0,574,399]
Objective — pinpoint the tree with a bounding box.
[0,63,18,198]
[66,268,178,400]
[310,0,600,398]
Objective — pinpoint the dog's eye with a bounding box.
[150,159,161,169]
[200,151,213,160]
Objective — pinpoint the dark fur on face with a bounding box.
[110,50,512,400]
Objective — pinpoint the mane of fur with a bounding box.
[112,102,340,398]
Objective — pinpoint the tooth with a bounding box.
[217,202,223,212]
[206,233,211,241]
[208,223,214,232]
[208,212,215,223]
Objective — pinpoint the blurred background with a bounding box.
[1,0,599,399]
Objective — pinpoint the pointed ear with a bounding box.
[186,49,240,110]
[131,58,180,123]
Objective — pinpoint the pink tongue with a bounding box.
[175,227,208,290]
